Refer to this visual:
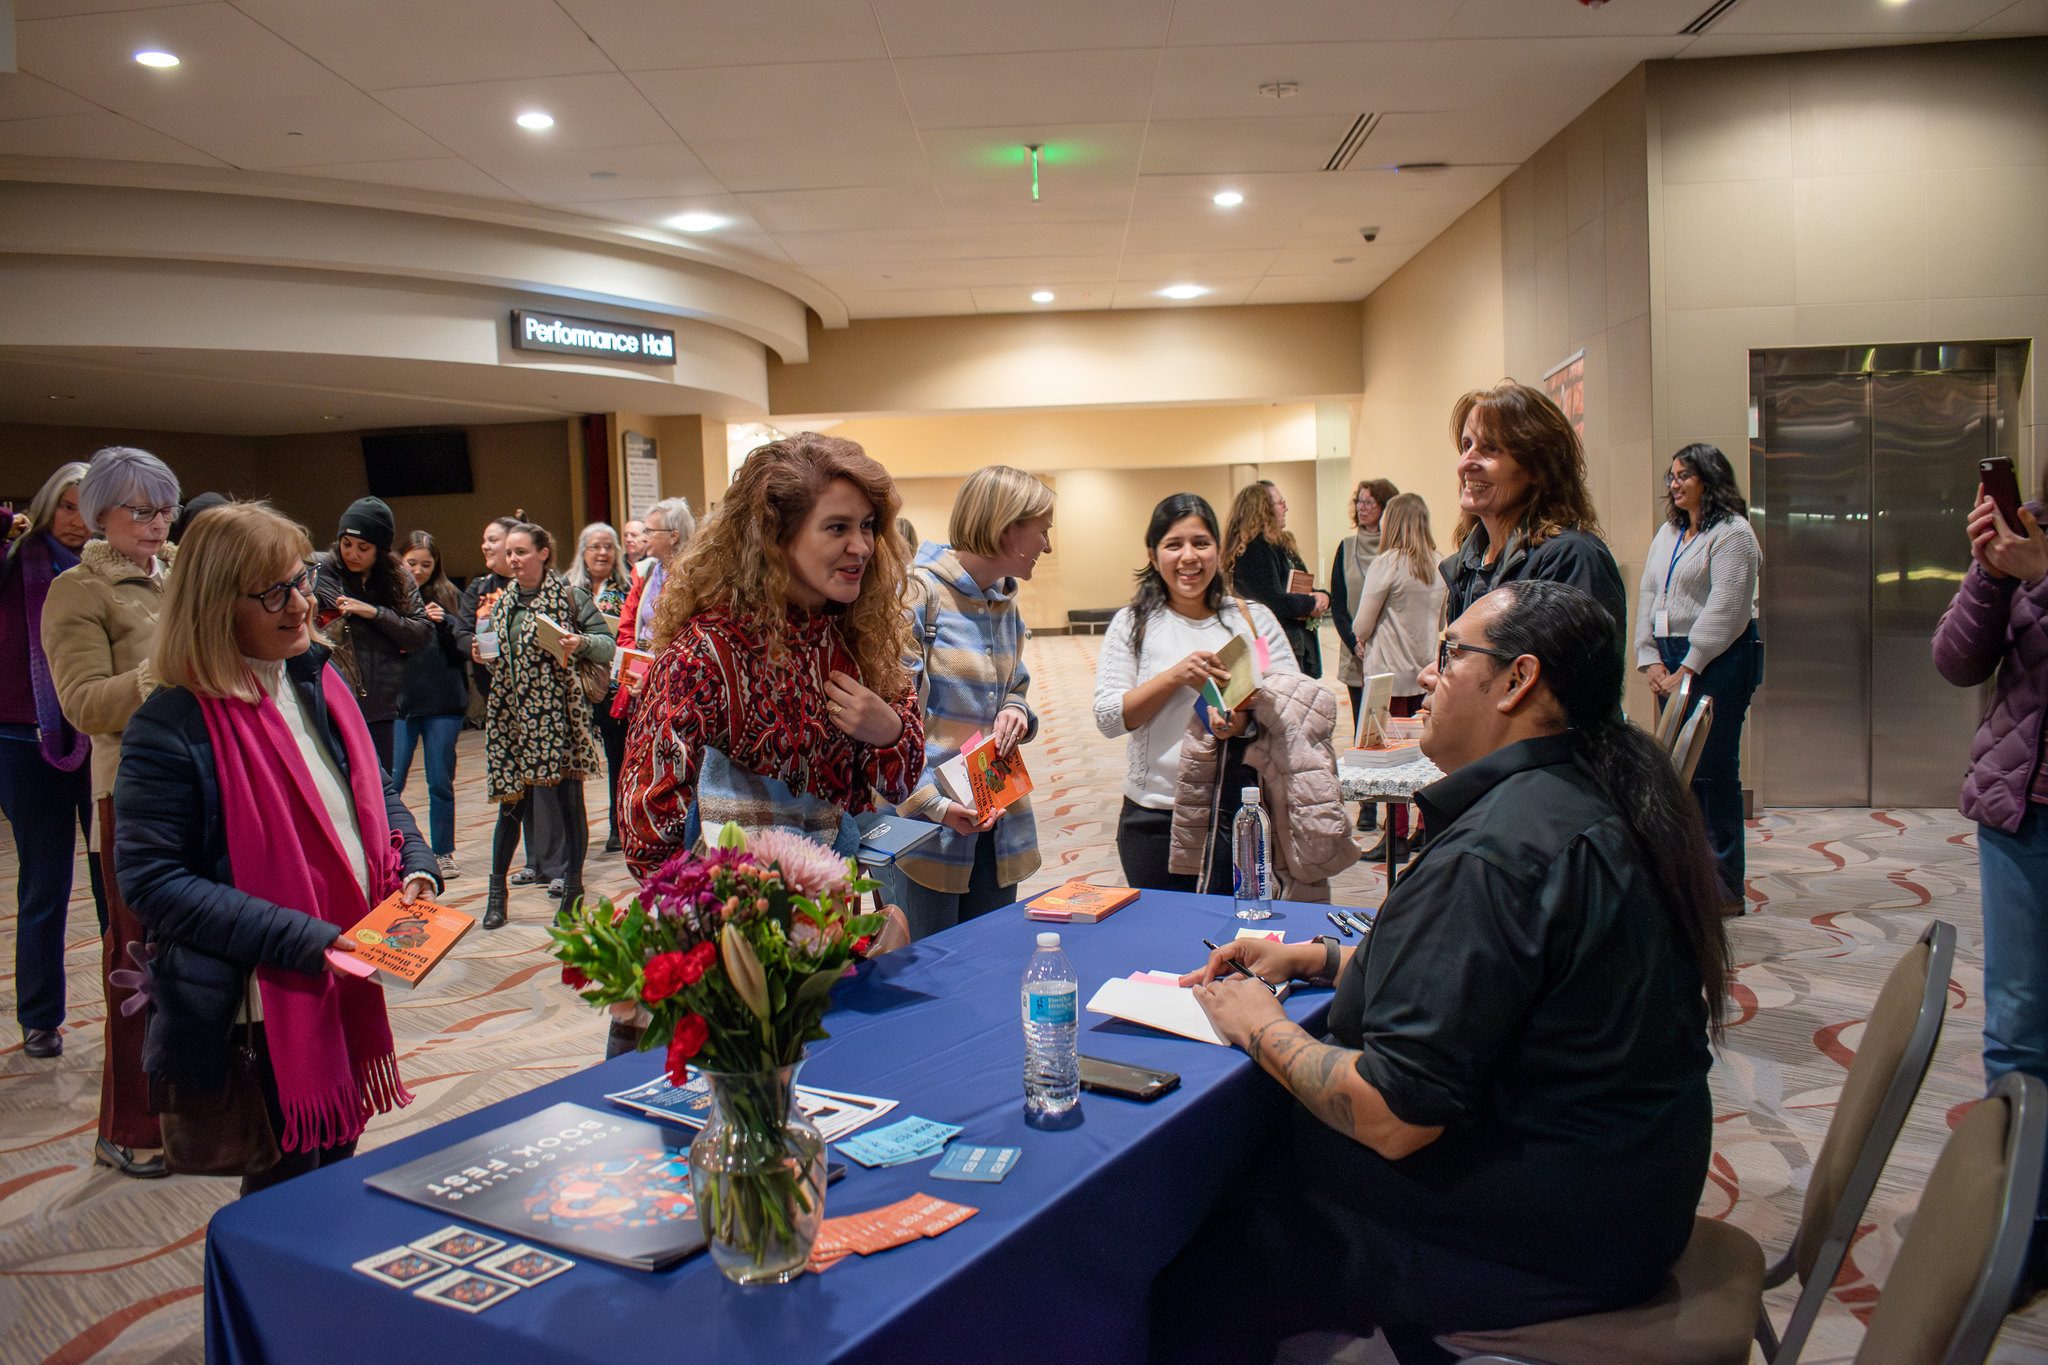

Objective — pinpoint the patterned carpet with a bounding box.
[0,632,2042,1364]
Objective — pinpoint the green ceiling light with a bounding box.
[1027,144,1042,202]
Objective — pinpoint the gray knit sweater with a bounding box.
[1632,517,1761,673]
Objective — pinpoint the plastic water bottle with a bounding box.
[1232,787,1275,921]
[1021,931,1080,1118]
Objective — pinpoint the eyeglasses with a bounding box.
[1437,635,1521,674]
[119,502,182,525]
[245,566,315,614]
[1665,471,1698,486]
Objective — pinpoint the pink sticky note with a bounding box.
[1252,638,1272,671]
[326,949,377,979]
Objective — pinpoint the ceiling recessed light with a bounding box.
[1333,256,1355,265]
[1031,290,1055,304]
[134,50,179,68]
[588,170,618,181]
[48,393,74,400]
[1159,284,1207,301]
[1212,190,1243,207]
[515,111,555,131]
[666,212,726,233]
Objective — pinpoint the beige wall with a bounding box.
[1356,192,1509,548]
[1647,37,2048,497]
[894,473,1066,633]
[0,418,574,581]
[768,304,1364,418]
[824,404,1317,478]
[608,411,728,532]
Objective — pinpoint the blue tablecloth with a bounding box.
[203,892,1333,1365]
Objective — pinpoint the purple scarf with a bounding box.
[18,534,88,772]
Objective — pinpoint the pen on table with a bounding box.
[1200,938,1280,995]
[1341,911,1373,936]
[1324,911,1354,937]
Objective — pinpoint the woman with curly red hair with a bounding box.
[620,433,925,879]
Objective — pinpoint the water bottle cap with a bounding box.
[1241,787,1261,805]
[1036,931,1061,948]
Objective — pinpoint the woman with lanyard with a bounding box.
[475,522,615,930]
[567,522,631,854]
[1633,443,1761,911]
[0,462,106,1059]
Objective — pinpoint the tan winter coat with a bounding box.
[42,539,175,801]
[1168,670,1360,901]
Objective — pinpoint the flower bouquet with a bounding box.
[549,822,884,1284]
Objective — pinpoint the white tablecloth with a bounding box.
[1338,755,1443,802]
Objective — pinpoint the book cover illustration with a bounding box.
[365,1102,704,1271]
[1025,879,1139,923]
[343,894,475,989]
[962,734,1032,815]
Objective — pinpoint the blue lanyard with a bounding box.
[1663,529,1696,598]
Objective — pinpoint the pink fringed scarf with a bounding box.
[197,662,413,1152]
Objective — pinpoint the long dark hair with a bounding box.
[401,530,459,613]
[328,535,413,609]
[1666,442,1748,533]
[1129,493,1225,660]
[1485,580,1732,1036]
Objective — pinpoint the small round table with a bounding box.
[1338,754,1444,888]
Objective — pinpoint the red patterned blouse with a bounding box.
[620,606,924,877]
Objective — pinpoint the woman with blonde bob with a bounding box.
[621,432,925,878]
[881,464,1053,938]
[1350,492,1448,862]
[114,502,438,1193]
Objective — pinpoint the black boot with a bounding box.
[1362,832,1409,865]
[485,798,523,931]
[1356,803,1377,832]
[482,883,508,930]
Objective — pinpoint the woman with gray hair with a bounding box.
[1,462,108,1062]
[569,521,632,855]
[42,444,182,1178]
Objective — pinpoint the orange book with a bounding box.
[1026,880,1139,924]
[616,646,657,688]
[963,733,1033,816]
[341,893,475,988]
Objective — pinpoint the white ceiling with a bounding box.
[2,0,2040,324]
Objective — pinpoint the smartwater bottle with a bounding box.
[1021,931,1079,1118]
[1233,787,1275,921]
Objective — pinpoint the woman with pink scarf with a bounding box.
[115,502,439,1194]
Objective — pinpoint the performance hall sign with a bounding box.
[510,310,676,364]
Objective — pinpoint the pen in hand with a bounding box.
[1200,938,1280,996]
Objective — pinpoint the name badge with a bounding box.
[1652,608,1670,638]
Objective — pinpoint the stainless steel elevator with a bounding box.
[1749,343,2028,809]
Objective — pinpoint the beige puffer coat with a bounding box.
[43,539,175,801]
[1168,670,1361,901]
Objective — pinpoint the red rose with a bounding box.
[677,941,716,987]
[641,951,689,1003]
[666,1014,709,1082]
[561,965,590,990]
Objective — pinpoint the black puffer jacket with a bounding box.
[114,652,436,1091]
[399,592,474,718]
[314,554,433,725]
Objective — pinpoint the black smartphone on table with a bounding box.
[1078,1056,1180,1101]
[1980,457,2026,535]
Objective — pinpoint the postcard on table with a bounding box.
[352,1245,451,1288]
[407,1225,505,1266]
[414,1268,520,1314]
[476,1244,574,1286]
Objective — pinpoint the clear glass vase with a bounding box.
[688,1060,827,1285]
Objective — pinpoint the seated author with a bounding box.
[1179,580,1730,1359]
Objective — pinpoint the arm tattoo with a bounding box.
[1250,1023,1367,1143]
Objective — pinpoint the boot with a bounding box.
[557,883,584,915]
[1362,832,1409,866]
[1356,803,1377,833]
[482,882,508,931]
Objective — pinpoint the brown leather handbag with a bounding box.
[160,981,280,1179]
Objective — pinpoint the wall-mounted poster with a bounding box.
[1542,348,1586,442]
[623,431,659,523]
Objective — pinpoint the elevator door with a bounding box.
[1755,368,1993,808]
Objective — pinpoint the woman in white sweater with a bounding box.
[1350,493,1447,862]
[1094,493,1295,891]
[1632,443,1762,908]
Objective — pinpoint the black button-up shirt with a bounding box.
[1308,733,1713,1330]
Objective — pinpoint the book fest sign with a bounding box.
[510,309,676,364]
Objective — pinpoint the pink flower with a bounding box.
[744,828,850,898]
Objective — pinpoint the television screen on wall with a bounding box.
[361,429,474,497]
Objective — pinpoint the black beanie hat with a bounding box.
[338,496,396,552]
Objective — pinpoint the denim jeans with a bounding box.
[872,831,1016,941]
[1981,803,2048,1215]
[1654,622,1761,901]
[0,733,102,1030]
[392,712,463,855]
